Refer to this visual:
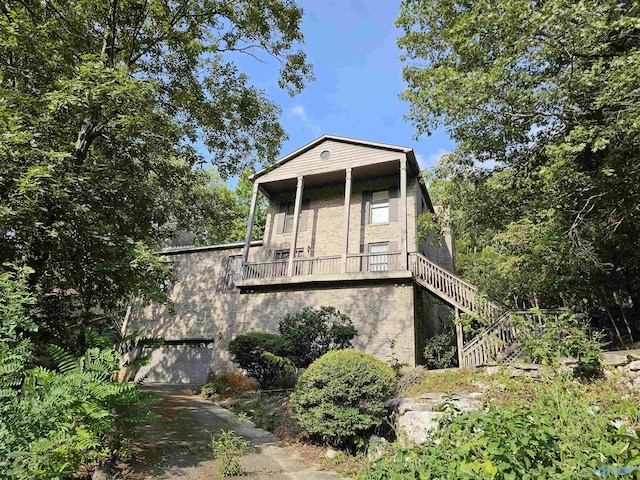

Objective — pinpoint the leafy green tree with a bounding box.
[0,0,312,351]
[229,170,268,242]
[398,0,640,314]
[194,169,267,245]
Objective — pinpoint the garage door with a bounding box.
[134,340,215,384]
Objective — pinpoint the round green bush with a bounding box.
[289,349,396,446]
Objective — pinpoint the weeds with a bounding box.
[211,430,251,477]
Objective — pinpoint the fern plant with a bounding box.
[1,331,159,479]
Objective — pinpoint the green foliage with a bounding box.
[0,330,157,480]
[228,332,287,389]
[261,351,298,375]
[194,169,268,245]
[398,0,640,314]
[290,350,396,447]
[387,339,409,378]
[229,392,303,439]
[229,307,357,387]
[279,306,358,368]
[0,0,312,351]
[514,310,605,375]
[423,324,457,370]
[361,375,640,480]
[0,265,38,386]
[211,430,251,477]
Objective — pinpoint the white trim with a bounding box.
[157,240,263,255]
[251,134,414,181]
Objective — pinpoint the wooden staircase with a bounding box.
[408,252,535,368]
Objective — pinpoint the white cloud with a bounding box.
[291,105,307,120]
[416,149,450,170]
[290,104,322,136]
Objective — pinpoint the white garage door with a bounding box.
[134,341,214,384]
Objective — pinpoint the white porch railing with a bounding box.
[241,252,404,280]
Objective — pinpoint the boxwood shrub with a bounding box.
[289,349,396,446]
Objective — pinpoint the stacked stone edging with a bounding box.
[384,392,483,445]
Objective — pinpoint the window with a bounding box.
[273,249,303,276]
[221,255,242,290]
[284,202,295,233]
[371,190,389,224]
[369,242,389,272]
[280,200,309,234]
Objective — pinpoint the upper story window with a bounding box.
[278,200,309,234]
[284,202,295,233]
[371,190,390,224]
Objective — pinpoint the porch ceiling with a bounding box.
[256,159,404,197]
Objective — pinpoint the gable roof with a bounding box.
[250,134,420,181]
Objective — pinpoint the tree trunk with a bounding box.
[74,109,101,161]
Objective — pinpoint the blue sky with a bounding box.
[226,0,455,180]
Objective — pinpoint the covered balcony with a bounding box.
[236,251,412,289]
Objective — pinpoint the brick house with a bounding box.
[126,135,464,383]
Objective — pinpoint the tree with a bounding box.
[398,0,640,314]
[194,169,268,245]
[0,0,312,351]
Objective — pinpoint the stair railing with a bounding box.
[408,252,506,319]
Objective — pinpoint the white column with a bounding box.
[242,182,260,265]
[287,176,304,276]
[400,157,408,269]
[341,168,352,273]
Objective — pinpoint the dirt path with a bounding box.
[126,385,338,480]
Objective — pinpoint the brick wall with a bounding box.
[126,245,424,373]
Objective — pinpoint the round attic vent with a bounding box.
[320,150,331,160]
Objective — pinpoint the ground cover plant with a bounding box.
[398,367,479,398]
[229,391,304,441]
[361,371,640,480]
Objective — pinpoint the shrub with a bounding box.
[200,371,257,399]
[423,330,456,370]
[228,332,287,388]
[514,309,604,375]
[279,306,358,368]
[290,350,396,447]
